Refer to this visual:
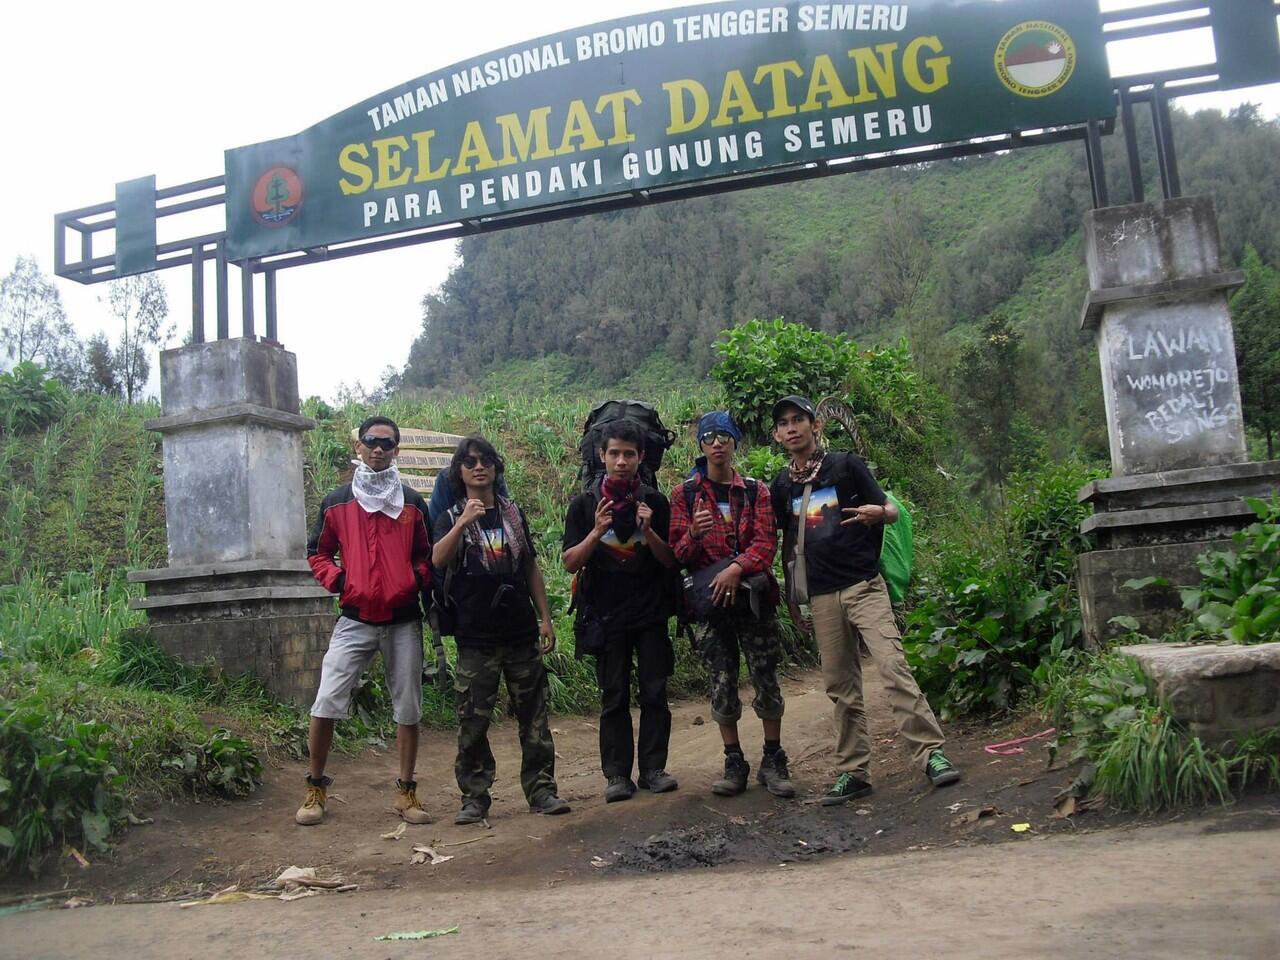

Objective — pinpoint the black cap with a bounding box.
[771,395,816,423]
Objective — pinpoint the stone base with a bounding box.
[129,560,335,707]
[1078,540,1231,648]
[1120,642,1280,744]
[1077,461,1280,647]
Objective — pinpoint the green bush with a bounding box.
[712,319,852,442]
[1178,496,1280,644]
[0,362,67,434]
[902,459,1103,718]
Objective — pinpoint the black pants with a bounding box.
[594,624,672,779]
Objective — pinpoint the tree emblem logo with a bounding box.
[995,22,1077,99]
[251,166,304,227]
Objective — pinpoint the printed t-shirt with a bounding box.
[770,452,888,597]
[563,486,672,630]
[432,505,538,646]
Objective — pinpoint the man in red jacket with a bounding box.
[298,416,434,827]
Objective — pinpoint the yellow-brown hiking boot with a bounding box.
[394,778,433,824]
[295,774,332,826]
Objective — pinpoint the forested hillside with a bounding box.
[400,106,1280,457]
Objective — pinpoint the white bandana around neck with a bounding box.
[350,460,404,518]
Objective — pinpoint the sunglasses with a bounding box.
[698,430,736,445]
[360,435,397,451]
[460,454,496,469]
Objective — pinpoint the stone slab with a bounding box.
[1079,271,1245,331]
[145,403,315,435]
[128,559,315,582]
[1119,641,1280,742]
[1079,460,1280,507]
[131,585,333,610]
[1081,499,1257,534]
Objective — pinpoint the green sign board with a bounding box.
[225,0,1114,260]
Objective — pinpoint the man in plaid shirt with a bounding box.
[670,411,795,798]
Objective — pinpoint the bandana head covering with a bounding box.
[350,460,404,518]
[696,411,742,445]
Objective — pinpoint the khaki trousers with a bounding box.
[810,575,945,777]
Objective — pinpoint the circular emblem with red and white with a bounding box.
[995,21,1077,99]
[251,166,304,227]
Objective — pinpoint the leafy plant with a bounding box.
[1178,496,1280,644]
[0,672,127,874]
[902,459,1102,718]
[0,361,67,434]
[166,729,262,798]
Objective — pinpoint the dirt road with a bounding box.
[8,815,1279,959]
[5,669,1278,958]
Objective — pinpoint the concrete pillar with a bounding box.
[1076,197,1280,647]
[128,338,335,705]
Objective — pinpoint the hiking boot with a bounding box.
[638,769,679,793]
[711,752,750,797]
[454,798,488,825]
[821,772,873,806]
[926,749,962,787]
[295,774,332,826]
[604,776,637,803]
[394,779,433,824]
[529,793,572,815]
[756,749,797,799]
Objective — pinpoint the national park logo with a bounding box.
[995,21,1077,99]
[251,165,303,227]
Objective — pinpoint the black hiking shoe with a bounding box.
[638,769,679,793]
[821,772,873,806]
[757,749,797,799]
[529,793,571,815]
[925,749,961,787]
[605,776,637,803]
[711,752,750,797]
[454,798,488,825]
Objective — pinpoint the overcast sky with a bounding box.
[2,0,1277,401]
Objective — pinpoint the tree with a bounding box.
[0,255,81,382]
[80,332,121,397]
[107,273,171,403]
[953,312,1025,490]
[1231,245,1280,458]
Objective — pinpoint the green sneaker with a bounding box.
[821,772,873,806]
[926,749,961,787]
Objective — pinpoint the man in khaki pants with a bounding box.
[768,396,960,804]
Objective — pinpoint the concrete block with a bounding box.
[1085,197,1223,290]
[160,338,301,416]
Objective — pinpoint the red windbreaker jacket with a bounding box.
[307,483,433,624]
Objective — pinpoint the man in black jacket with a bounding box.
[563,419,679,802]
[770,396,960,805]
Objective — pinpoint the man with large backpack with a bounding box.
[563,417,680,803]
[670,412,796,799]
[770,395,961,805]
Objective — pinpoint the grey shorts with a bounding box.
[310,616,424,725]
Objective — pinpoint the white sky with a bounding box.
[1,1,1277,402]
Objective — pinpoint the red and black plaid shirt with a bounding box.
[670,472,777,575]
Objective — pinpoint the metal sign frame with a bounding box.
[52,0,1280,348]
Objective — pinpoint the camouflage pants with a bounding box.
[693,615,785,726]
[454,640,558,809]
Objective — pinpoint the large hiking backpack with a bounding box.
[577,399,676,489]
